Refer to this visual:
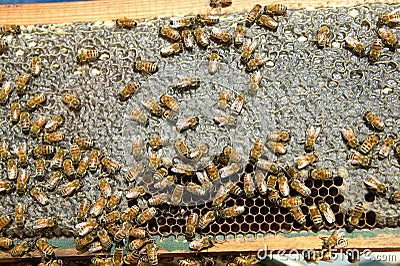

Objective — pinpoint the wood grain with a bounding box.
[1,0,400,25]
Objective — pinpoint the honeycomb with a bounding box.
[0,2,400,262]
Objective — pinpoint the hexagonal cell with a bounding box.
[304,179,313,188]
[167,218,175,226]
[159,225,170,235]
[236,198,245,206]
[333,176,343,186]
[250,223,260,233]
[265,214,274,223]
[245,198,255,206]
[319,187,328,197]
[250,206,259,215]
[335,212,345,227]
[255,214,264,223]
[255,198,264,207]
[221,223,230,233]
[211,223,220,233]
[325,196,334,205]
[245,215,255,224]
[235,215,245,224]
[311,188,319,197]
[275,214,284,223]
[231,223,240,233]
[365,192,375,202]
[240,223,250,232]
[270,205,280,215]
[313,179,323,188]
[304,197,314,206]
[281,223,292,232]
[172,225,181,235]
[260,222,269,232]
[331,204,340,213]
[323,179,333,187]
[260,206,269,215]
[285,214,294,223]
[329,186,338,196]
[270,222,280,232]
[334,194,344,204]
[365,210,376,227]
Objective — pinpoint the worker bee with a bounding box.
[169,16,195,28]
[283,165,300,179]
[122,205,140,222]
[196,171,212,190]
[15,73,31,95]
[142,98,164,117]
[15,202,25,227]
[10,241,29,257]
[96,229,112,251]
[176,116,199,132]
[159,26,181,42]
[290,206,306,225]
[204,161,219,181]
[193,27,209,47]
[86,149,100,172]
[33,216,55,230]
[213,112,237,128]
[106,190,122,211]
[117,81,140,101]
[131,108,149,126]
[257,15,278,31]
[115,17,137,29]
[217,90,231,109]
[0,140,11,161]
[77,198,90,220]
[153,166,168,182]
[246,4,262,26]
[10,100,20,124]
[348,202,364,226]
[62,93,81,111]
[234,23,245,47]
[129,228,148,239]
[369,38,383,62]
[0,237,12,249]
[170,184,184,205]
[378,135,395,159]
[186,182,206,197]
[290,179,311,197]
[320,230,345,249]
[309,204,323,227]
[220,205,245,219]
[196,14,219,25]
[266,140,286,155]
[243,172,255,197]
[256,158,279,174]
[248,71,262,94]
[189,143,209,160]
[0,40,8,52]
[62,158,75,177]
[132,60,158,74]
[90,196,107,217]
[103,210,121,225]
[185,212,198,240]
[304,126,321,152]
[33,159,46,179]
[224,181,242,197]
[234,256,260,265]
[230,93,245,114]
[219,163,240,179]
[241,39,258,63]
[173,76,201,90]
[212,185,230,208]
[0,215,11,230]
[129,238,152,253]
[0,24,21,34]
[246,54,268,72]
[31,56,42,77]
[146,242,158,266]
[161,42,183,57]
[0,180,13,193]
[101,155,121,173]
[252,171,267,195]
[0,81,13,105]
[136,207,157,225]
[347,150,371,168]
[206,50,220,75]
[389,189,400,203]
[15,142,28,167]
[16,169,30,193]
[60,179,80,197]
[76,48,100,63]
[210,27,231,44]
[377,27,398,47]
[318,201,336,224]
[30,186,49,205]
[264,4,287,16]
[249,138,263,164]
[189,236,217,251]
[364,175,387,195]
[341,126,359,148]
[309,168,333,180]
[112,246,124,266]
[345,37,365,56]
[181,29,196,50]
[45,115,64,132]
[97,177,111,198]
[75,218,98,236]
[148,192,169,205]
[359,135,380,155]
[43,131,65,144]
[76,156,89,178]
[50,148,66,170]
[148,135,169,151]
[268,189,280,204]
[88,241,103,253]
[75,234,95,249]
[364,111,385,131]
[178,258,201,266]
[20,111,30,134]
[148,148,162,170]
[131,135,144,161]
[296,152,319,169]
[278,196,302,209]
[124,252,140,265]
[68,144,81,164]
[317,25,330,47]
[379,8,400,25]
[277,172,290,196]
[7,158,18,180]
[114,221,132,243]
[126,185,147,199]
[198,210,217,230]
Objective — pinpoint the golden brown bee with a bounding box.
[0,40,8,52]
[90,196,107,217]
[196,170,212,190]
[257,15,278,31]
[173,76,201,90]
[124,251,140,265]
[129,228,148,239]
[76,156,89,178]
[225,181,242,197]
[278,196,302,209]
[248,71,262,94]
[0,180,13,193]
[243,172,255,197]
[220,205,245,219]
[377,27,398,47]
[186,182,206,196]
[130,108,149,126]
[212,185,230,208]
[390,190,400,203]
[267,189,280,204]
[208,50,220,75]
[230,93,245,114]
[88,241,102,253]
[76,234,95,249]
[77,198,90,220]
[32,216,55,230]
[318,201,335,224]
[160,93,179,113]
[147,242,158,266]
[103,210,121,225]
[290,206,306,225]
[210,0,232,8]
[148,192,169,205]
[189,143,209,160]
[106,190,122,211]
[127,185,147,199]
[19,111,30,134]
[359,135,379,155]
[148,135,169,151]
[378,135,395,159]
[185,212,198,240]
[97,229,112,251]
[10,100,20,124]
[125,164,145,183]
[204,161,219,181]
[364,175,387,195]
[76,48,100,63]
[0,81,13,105]
[0,140,11,161]
[198,210,217,229]
[193,27,209,47]
[249,138,263,164]
[189,236,217,251]
[169,16,195,28]
[171,162,195,176]
[181,29,195,50]
[0,25,21,34]
[161,42,183,57]
[74,136,94,150]
[114,221,132,243]
[176,116,199,132]
[305,126,321,152]
[317,25,330,47]
[309,204,323,227]
[348,202,364,226]
[122,205,140,222]
[50,148,66,169]
[296,152,319,169]
[256,158,279,174]
[210,27,231,44]
[379,8,400,25]
[36,238,55,258]
[341,126,359,148]
[34,158,45,178]
[116,17,137,29]
[277,172,290,196]
[178,258,201,266]
[264,4,287,16]
[0,215,11,230]
[68,144,80,164]
[101,155,121,173]
[196,14,219,25]
[60,179,80,197]
[16,169,30,193]
[310,168,333,180]
[117,81,140,101]
[246,54,268,71]
[159,26,181,42]
[217,90,231,109]
[136,207,157,225]
[345,37,365,56]
[266,140,286,155]
[369,38,383,61]
[43,131,64,144]
[234,23,245,47]
[219,163,240,179]
[30,186,49,205]
[246,4,262,26]
[16,142,28,167]
[364,111,385,131]
[62,93,82,111]
[10,241,29,257]
[0,237,12,249]
[129,238,152,252]
[320,230,345,249]
[132,60,158,74]
[241,39,258,63]
[347,150,371,168]
[15,202,25,227]
[131,135,143,161]
[171,184,184,205]
[47,171,63,191]
[45,114,64,132]
[97,177,111,198]
[7,158,18,180]
[31,56,42,77]
[63,158,76,177]
[290,179,311,197]
[15,73,31,95]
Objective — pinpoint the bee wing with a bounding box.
[363,176,377,188]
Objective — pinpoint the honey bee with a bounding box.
[348,202,364,226]
[153,166,168,182]
[68,144,80,164]
[141,98,163,117]
[196,171,212,190]
[97,229,112,251]
[148,135,169,151]
[16,169,30,193]
[379,8,400,25]
[103,210,121,225]
[345,37,365,56]
[0,180,13,193]
[7,159,17,180]
[129,228,148,239]
[206,50,220,75]
[159,26,181,42]
[148,148,163,170]
[178,258,201,266]
[193,27,209,47]
[19,111,30,133]
[136,207,157,225]
[0,237,12,249]
[290,206,306,225]
[90,196,107,217]
[132,61,158,74]
[256,158,279,174]
[217,90,231,109]
[106,190,122,211]
[248,71,262,94]
[170,184,184,205]
[114,221,132,243]
[278,196,302,209]
[210,27,231,44]
[62,93,82,111]
[113,246,124,266]
[131,108,149,126]
[117,81,140,101]
[10,100,20,124]
[126,185,147,199]
[15,143,28,167]
[219,163,240,179]
[43,132,65,145]
[249,138,263,164]
[76,156,89,178]
[62,158,75,177]
[318,201,336,224]
[320,230,344,249]
[16,73,31,95]
[230,93,245,114]
[246,54,268,72]
[176,116,199,132]
[146,242,158,266]
[241,39,258,63]
[60,179,80,197]
[309,204,323,227]
[124,252,140,265]
[198,210,218,230]
[161,42,183,57]
[220,205,245,219]
[0,215,11,230]
[97,177,111,198]
[377,27,398,47]
[290,179,311,197]
[86,149,100,172]
[101,155,121,173]
[296,152,319,169]
[0,25,21,34]
[77,198,90,220]
[243,172,255,197]
[0,140,10,161]
[169,16,195,28]
[31,55,42,77]
[226,181,243,196]
[277,172,290,196]
[266,140,286,155]
[0,81,13,105]
[129,238,152,253]
[213,112,237,128]
[27,94,46,112]
[75,234,95,249]
[189,236,217,251]
[181,29,196,50]
[264,4,287,16]
[234,23,245,47]
[189,143,209,160]
[268,189,280,204]
[30,186,49,205]
[50,148,66,170]
[390,189,400,203]
[0,40,8,52]
[15,202,25,227]
[257,15,278,31]
[196,14,219,25]
[33,216,55,230]
[76,48,100,63]
[359,135,379,154]
[148,192,169,205]
[88,241,103,253]
[212,185,230,208]
[364,175,387,195]
[10,241,29,257]
[341,126,359,148]
[309,168,333,180]
[364,111,385,131]
[185,213,198,240]
[246,4,262,26]
[347,150,371,168]
[204,161,219,181]
[122,205,140,222]
[317,25,330,47]
[36,238,55,258]
[173,76,201,91]
[378,135,395,159]
[45,115,64,132]
[369,38,383,62]
[131,135,143,160]
[304,126,321,152]
[115,17,137,29]
[186,182,207,196]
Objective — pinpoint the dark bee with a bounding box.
[116,17,137,29]
[0,25,21,35]
[62,93,82,111]
[76,48,100,63]
[133,60,158,74]
[117,81,140,101]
